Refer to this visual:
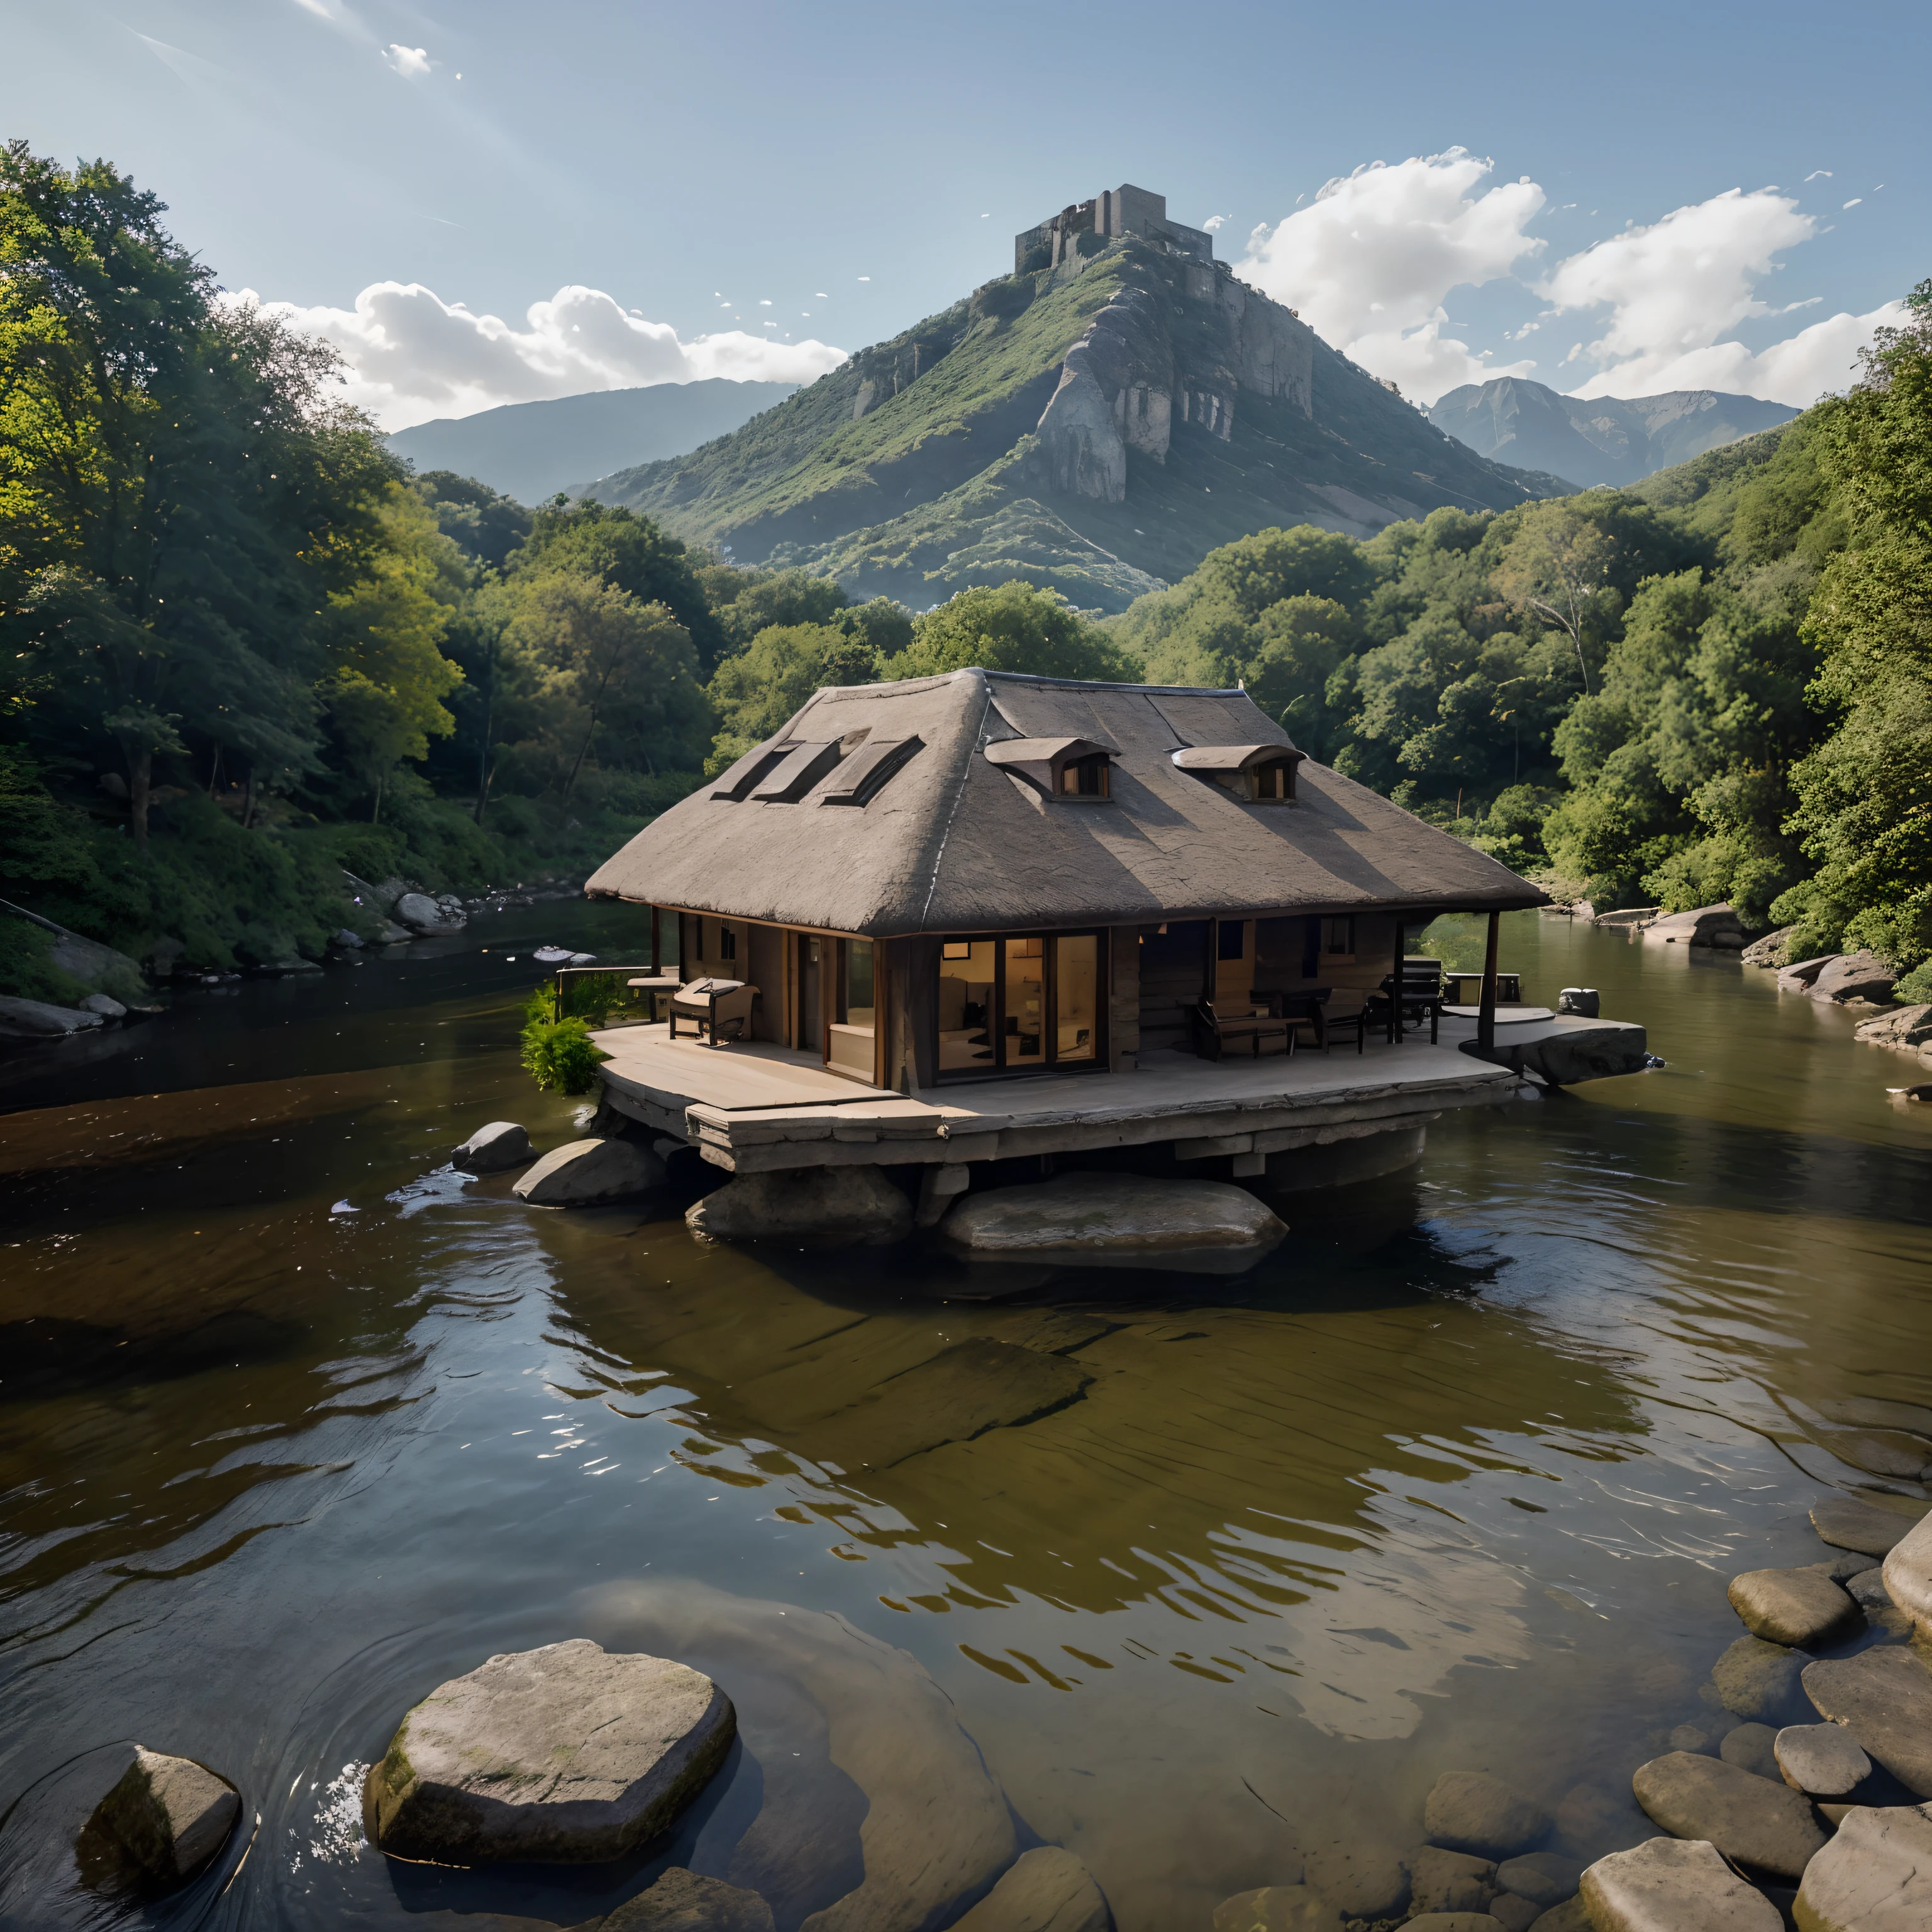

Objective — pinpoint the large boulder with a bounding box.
[515,1138,666,1206]
[1855,1003,1932,1053]
[452,1120,535,1173]
[394,891,467,935]
[1708,1635,1809,1724]
[77,1747,240,1892]
[686,1167,913,1246]
[363,1638,735,1863]
[1811,1492,1929,1557]
[1792,1803,1932,1932]
[1881,1507,1932,1640]
[1740,926,1799,969]
[0,994,104,1037]
[1580,1836,1781,1931]
[1630,1752,1826,1879]
[1808,950,1896,1004]
[1802,1647,1932,1796]
[1209,1886,1339,1931]
[941,1174,1286,1272]
[1423,1771,1550,1860]
[1726,1567,1862,1648]
[79,992,128,1017]
[1775,1724,1871,1797]
[1777,955,1838,991]
[950,1847,1111,1932]
[1645,904,1748,948]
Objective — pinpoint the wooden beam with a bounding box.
[1479,909,1500,1052]
[1389,915,1404,1045]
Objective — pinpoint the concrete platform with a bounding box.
[592,1023,1523,1174]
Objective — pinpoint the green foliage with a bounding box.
[884,580,1140,682]
[1896,960,1932,1004]
[707,621,882,772]
[412,470,531,570]
[519,1011,609,1094]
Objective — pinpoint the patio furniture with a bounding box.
[1190,1000,1292,1062]
[1445,970,1521,1006]
[625,974,684,1023]
[669,977,760,1046]
[1367,957,1446,1043]
[1258,986,1333,1051]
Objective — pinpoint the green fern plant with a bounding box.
[519,1013,610,1094]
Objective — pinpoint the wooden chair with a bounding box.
[1191,1000,1293,1062]
[1367,957,1445,1043]
[669,977,759,1046]
[1259,987,1332,1051]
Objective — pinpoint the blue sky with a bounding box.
[6,0,1923,427]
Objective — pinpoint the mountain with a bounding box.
[385,379,798,506]
[1428,377,1799,490]
[581,184,1568,612]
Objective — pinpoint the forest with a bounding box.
[3,143,1926,1003]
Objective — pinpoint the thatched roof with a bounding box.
[586,669,1547,934]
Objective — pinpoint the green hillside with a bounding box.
[591,239,1568,611]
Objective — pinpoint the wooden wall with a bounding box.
[1108,924,1140,1070]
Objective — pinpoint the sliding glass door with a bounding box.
[936,931,1105,1079]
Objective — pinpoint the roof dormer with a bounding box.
[1170,743,1306,803]
[984,735,1118,801]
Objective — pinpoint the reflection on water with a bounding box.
[1,911,1929,1929]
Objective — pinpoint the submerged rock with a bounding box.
[515,1137,666,1206]
[1793,1802,1932,1932]
[686,1166,913,1246]
[1774,1723,1871,1797]
[1210,1885,1339,1931]
[1423,1770,1550,1860]
[1813,1426,1932,1480]
[1720,1723,1782,1780]
[941,1173,1286,1272]
[1811,1491,1928,1557]
[1630,1751,1826,1879]
[1802,1647,1932,1796]
[1726,1566,1862,1648]
[599,1867,775,1931]
[1580,1836,1781,1931]
[1709,1635,1809,1723]
[1880,1507,1932,1640]
[452,1120,534,1172]
[363,1638,734,1864]
[1407,1845,1496,1913]
[950,1846,1111,1932]
[0,994,103,1036]
[1302,1838,1410,1918]
[1492,1851,1580,1907]
[77,1747,240,1892]
[1401,1911,1503,1930]
[1844,1565,1915,1638]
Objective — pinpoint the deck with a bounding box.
[591,1022,1526,1174]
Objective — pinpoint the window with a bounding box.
[1217,921,1246,962]
[1323,916,1355,957]
[719,923,737,962]
[1055,935,1097,1062]
[1251,758,1296,801]
[828,937,875,1079]
[1057,754,1110,797]
[1003,938,1045,1067]
[935,931,1106,1077]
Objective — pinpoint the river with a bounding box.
[2,908,1928,1929]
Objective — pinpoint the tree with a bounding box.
[706,621,880,773]
[1491,497,1624,697]
[886,580,1140,681]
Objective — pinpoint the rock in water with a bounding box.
[452,1121,534,1172]
[1302,1838,1411,1918]
[77,1748,240,1892]
[1807,950,1896,1003]
[0,995,104,1036]
[1629,1752,1826,1880]
[1526,1904,1591,1932]
[1811,1492,1928,1556]
[1881,1507,1932,1640]
[602,1867,775,1931]
[1645,904,1746,948]
[362,1638,735,1863]
[1423,1770,1551,1860]
[1719,1724,1782,1780]
[395,891,467,933]
[1726,1567,1862,1647]
[1709,1635,1808,1723]
[514,1138,666,1206]
[1792,1802,1932,1932]
[1407,1846,1496,1913]
[1488,1899,1539,1932]
[79,992,128,1017]
[1492,1852,1580,1907]
[1801,1648,1932,1797]
[1774,1724,1870,1797]
[950,1847,1111,1932]
[942,1174,1287,1272]
[1210,1885,1340,1931]
[1580,1836,1781,1931]
[1399,1916,1505,1931]
[686,1167,913,1246]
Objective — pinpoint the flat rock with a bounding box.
[1726,1567,1862,1648]
[1853,1004,1932,1053]
[1719,1724,1782,1780]
[1580,1836,1782,1931]
[395,891,467,933]
[452,1120,534,1172]
[1880,1508,1932,1640]
[1792,1802,1932,1932]
[1302,1838,1410,1918]
[687,1167,913,1246]
[1817,1396,1932,1436]
[949,1847,1111,1932]
[514,1137,666,1206]
[603,1867,775,1932]
[0,994,103,1036]
[77,1747,240,1890]
[1777,955,1837,991]
[1809,949,1896,1003]
[1489,1896,1539,1932]
[1630,1751,1826,1880]
[1812,1492,1929,1557]
[1709,1635,1808,1723]
[941,1174,1287,1272]
[1812,1428,1932,1480]
[362,1638,735,1863]
[1802,1647,1932,1796]
[1424,1770,1551,1860]
[79,992,127,1017]
[1775,1724,1870,1797]
[1409,1846,1496,1913]
[1493,1851,1580,1907]
[1210,1885,1340,1931]
[1740,926,1798,969]
[1645,904,1746,948]
[1402,1918,1503,1932]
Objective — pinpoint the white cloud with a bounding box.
[1202,214,1229,232]
[1539,187,1899,404]
[1236,148,1546,403]
[242,281,848,430]
[384,43,430,77]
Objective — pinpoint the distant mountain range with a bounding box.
[1428,377,1799,489]
[384,379,798,506]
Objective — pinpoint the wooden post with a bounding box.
[1478,909,1501,1052]
[1204,918,1219,1008]
[1389,916,1404,1044]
